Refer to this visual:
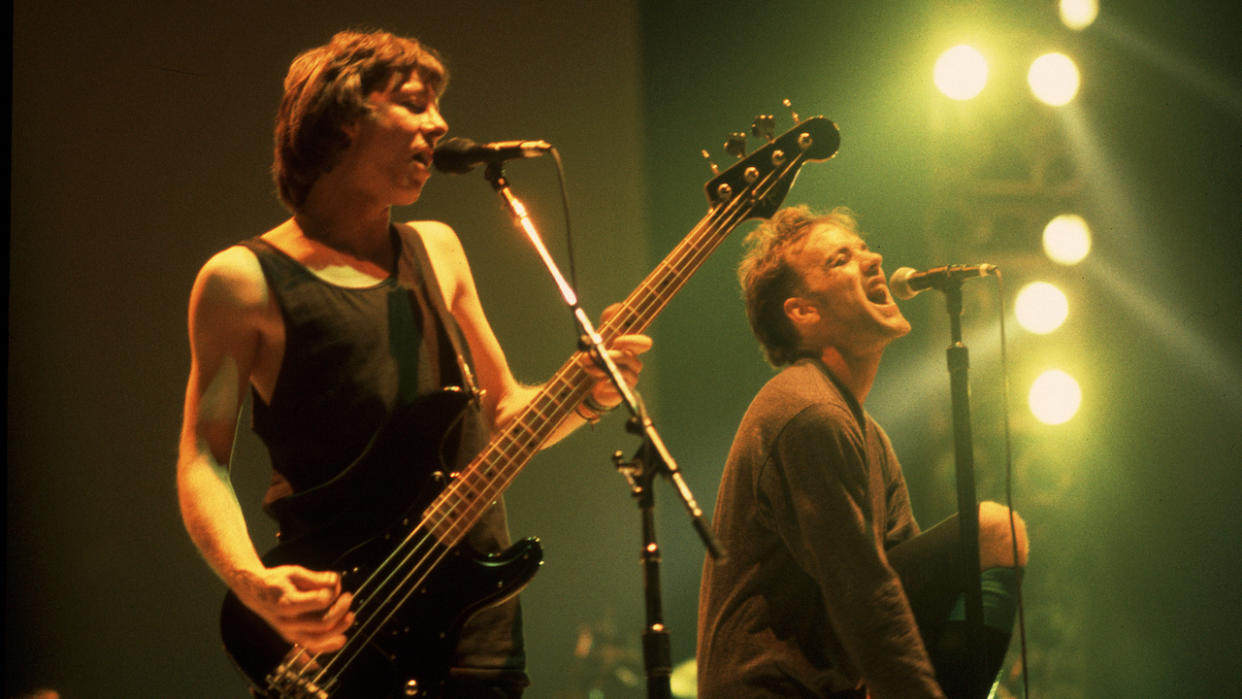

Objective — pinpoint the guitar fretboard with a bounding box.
[422,117,836,545]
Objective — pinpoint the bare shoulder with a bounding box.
[398,219,472,297]
[191,244,270,313]
[400,219,465,261]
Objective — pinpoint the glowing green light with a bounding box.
[1029,53,1081,106]
[1029,369,1082,425]
[1043,214,1092,265]
[1060,0,1099,31]
[935,45,989,101]
[1016,282,1069,335]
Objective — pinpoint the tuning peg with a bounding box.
[782,98,800,124]
[724,132,748,159]
[751,114,775,142]
[700,149,720,176]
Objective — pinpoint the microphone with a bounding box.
[889,264,997,300]
[432,137,552,174]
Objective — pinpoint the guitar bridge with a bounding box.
[266,659,331,699]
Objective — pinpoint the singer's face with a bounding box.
[341,72,448,207]
[788,224,910,354]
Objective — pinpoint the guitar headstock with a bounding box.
[703,114,840,220]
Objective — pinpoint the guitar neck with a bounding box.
[423,116,838,544]
[422,204,740,544]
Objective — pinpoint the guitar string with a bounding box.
[294,212,751,696]
[288,157,797,695]
[309,189,757,687]
[281,161,787,694]
[281,200,738,694]
[280,136,816,695]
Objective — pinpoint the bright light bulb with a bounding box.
[1016,282,1069,334]
[1029,369,1082,425]
[1029,52,1081,106]
[1060,0,1099,31]
[1043,214,1092,265]
[935,45,989,101]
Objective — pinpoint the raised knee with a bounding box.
[978,501,1028,569]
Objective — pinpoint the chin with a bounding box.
[392,188,424,207]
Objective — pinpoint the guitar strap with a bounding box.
[397,223,482,403]
[254,226,490,541]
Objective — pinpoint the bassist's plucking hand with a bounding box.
[232,565,356,655]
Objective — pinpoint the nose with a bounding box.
[425,104,448,142]
[863,249,883,274]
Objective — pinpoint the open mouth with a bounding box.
[866,282,892,305]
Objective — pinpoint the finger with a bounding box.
[609,334,653,354]
[582,350,643,373]
[606,351,644,376]
[581,367,641,397]
[322,591,355,629]
[591,367,640,400]
[271,584,342,615]
[291,629,348,655]
[285,566,341,592]
[265,608,348,654]
[600,302,624,323]
[273,600,353,641]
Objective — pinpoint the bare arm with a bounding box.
[411,221,651,444]
[176,246,352,653]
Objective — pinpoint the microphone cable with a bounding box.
[993,269,1031,698]
[546,147,577,293]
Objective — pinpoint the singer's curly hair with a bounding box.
[272,29,448,211]
[738,205,863,367]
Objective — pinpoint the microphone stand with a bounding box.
[611,421,687,699]
[940,281,987,694]
[482,163,725,698]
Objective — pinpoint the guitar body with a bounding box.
[220,390,544,698]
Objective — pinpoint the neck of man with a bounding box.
[816,343,885,406]
[293,195,394,268]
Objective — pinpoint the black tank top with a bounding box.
[241,225,525,675]
[242,227,460,493]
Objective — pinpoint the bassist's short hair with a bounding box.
[272,29,447,211]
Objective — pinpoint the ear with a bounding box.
[783,296,820,328]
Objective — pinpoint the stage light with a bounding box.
[1015,282,1069,335]
[934,45,989,101]
[1029,369,1081,425]
[1029,52,1081,106]
[1043,214,1092,265]
[1060,0,1099,31]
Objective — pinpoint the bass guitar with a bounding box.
[221,114,841,698]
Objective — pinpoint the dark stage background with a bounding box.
[10,2,1241,697]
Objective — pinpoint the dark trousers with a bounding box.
[887,515,1018,699]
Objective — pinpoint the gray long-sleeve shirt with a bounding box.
[697,358,944,698]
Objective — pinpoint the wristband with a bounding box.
[583,393,618,415]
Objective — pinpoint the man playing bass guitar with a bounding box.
[176,29,649,698]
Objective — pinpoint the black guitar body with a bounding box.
[219,390,544,698]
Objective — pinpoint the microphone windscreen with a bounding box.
[432,137,479,174]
